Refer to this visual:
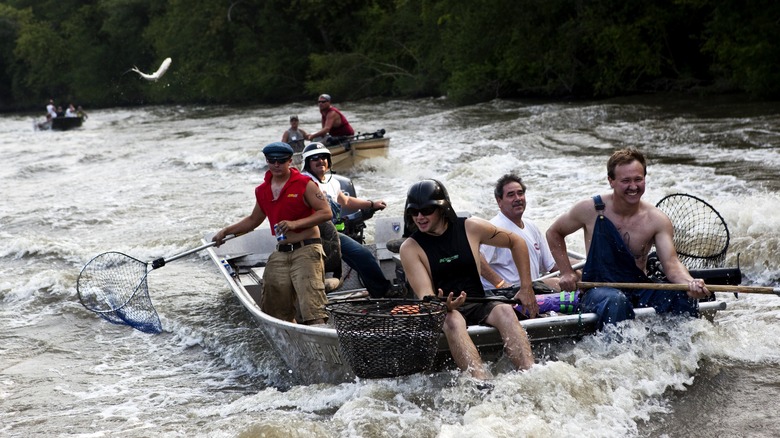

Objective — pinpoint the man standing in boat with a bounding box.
[399,179,536,380]
[546,147,711,330]
[307,94,354,141]
[212,142,332,325]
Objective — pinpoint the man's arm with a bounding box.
[468,217,538,317]
[546,199,591,291]
[336,190,386,211]
[281,181,332,233]
[308,112,339,139]
[399,239,434,299]
[212,202,266,246]
[653,211,711,299]
[478,252,506,288]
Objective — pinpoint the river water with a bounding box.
[1,96,779,437]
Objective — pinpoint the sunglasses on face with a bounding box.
[408,206,438,217]
[266,157,290,164]
[309,154,327,162]
[318,100,328,104]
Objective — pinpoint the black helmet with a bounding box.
[301,142,332,173]
[403,179,457,236]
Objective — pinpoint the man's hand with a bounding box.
[438,289,466,312]
[686,279,711,299]
[513,287,539,318]
[558,272,579,293]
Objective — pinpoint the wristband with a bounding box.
[369,200,374,209]
[496,280,507,288]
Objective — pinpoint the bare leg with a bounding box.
[443,310,489,379]
[485,304,534,370]
[303,318,326,325]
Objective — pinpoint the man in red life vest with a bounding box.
[212,142,332,325]
[307,94,355,140]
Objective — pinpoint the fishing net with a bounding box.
[656,194,730,269]
[77,251,162,334]
[325,299,447,378]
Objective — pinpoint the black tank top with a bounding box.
[410,217,485,297]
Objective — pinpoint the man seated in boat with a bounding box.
[546,147,711,330]
[282,115,308,153]
[399,179,536,379]
[300,142,393,297]
[306,94,354,141]
[212,142,333,325]
[480,173,578,294]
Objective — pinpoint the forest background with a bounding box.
[0,0,778,112]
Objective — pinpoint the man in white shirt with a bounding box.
[479,174,561,292]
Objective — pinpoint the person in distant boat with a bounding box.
[46,99,57,119]
[212,142,332,325]
[479,173,575,293]
[65,104,77,117]
[399,179,536,379]
[77,106,88,120]
[300,142,392,297]
[546,147,711,330]
[306,94,354,141]
[282,115,308,153]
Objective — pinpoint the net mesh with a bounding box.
[326,300,447,378]
[77,251,162,334]
[656,194,730,269]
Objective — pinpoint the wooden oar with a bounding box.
[577,282,780,296]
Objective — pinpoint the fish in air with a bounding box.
[129,57,172,81]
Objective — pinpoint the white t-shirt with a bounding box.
[479,211,555,289]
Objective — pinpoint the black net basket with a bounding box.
[325,299,447,379]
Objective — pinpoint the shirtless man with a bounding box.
[546,148,711,329]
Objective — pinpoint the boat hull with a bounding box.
[293,137,390,172]
[205,229,726,385]
[51,117,84,131]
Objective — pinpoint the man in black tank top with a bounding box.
[399,179,537,379]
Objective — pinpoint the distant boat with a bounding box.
[293,129,390,172]
[36,116,84,131]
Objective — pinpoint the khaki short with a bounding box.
[261,243,328,323]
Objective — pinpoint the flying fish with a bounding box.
[130,57,172,81]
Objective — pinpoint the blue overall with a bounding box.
[580,195,698,330]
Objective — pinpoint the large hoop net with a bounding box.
[656,194,730,269]
[77,251,162,334]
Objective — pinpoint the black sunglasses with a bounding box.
[309,154,327,161]
[318,100,328,103]
[408,206,438,216]
[266,157,290,164]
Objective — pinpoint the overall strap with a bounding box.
[592,195,605,217]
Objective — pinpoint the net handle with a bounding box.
[151,233,239,269]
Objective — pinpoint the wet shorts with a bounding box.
[457,301,502,326]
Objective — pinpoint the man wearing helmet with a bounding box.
[307,94,354,141]
[212,142,332,325]
[399,179,537,379]
[301,142,393,297]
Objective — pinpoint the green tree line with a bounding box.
[0,0,777,111]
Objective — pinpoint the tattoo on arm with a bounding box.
[315,192,324,200]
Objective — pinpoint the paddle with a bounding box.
[577,282,780,296]
[76,234,240,333]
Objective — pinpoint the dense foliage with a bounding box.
[0,0,777,111]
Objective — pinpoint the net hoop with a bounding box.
[76,251,162,333]
[656,193,730,269]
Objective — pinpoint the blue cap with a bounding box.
[262,142,294,158]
